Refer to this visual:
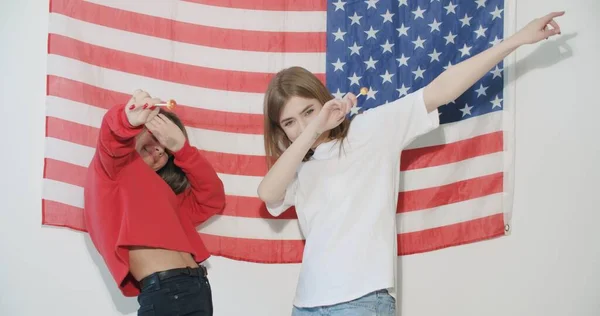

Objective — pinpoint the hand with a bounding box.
[512,11,564,46]
[125,89,162,127]
[145,114,187,152]
[309,93,356,134]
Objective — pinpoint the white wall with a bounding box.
[1,0,598,315]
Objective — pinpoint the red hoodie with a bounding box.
[83,103,226,297]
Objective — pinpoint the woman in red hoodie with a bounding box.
[84,89,226,316]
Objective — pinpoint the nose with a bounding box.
[152,146,165,159]
[298,119,307,133]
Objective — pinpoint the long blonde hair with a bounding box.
[263,66,350,168]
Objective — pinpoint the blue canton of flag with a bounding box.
[326,0,505,124]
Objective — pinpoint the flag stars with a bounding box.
[490,36,503,46]
[475,84,488,97]
[348,73,361,86]
[429,19,442,32]
[412,66,425,80]
[490,65,503,78]
[332,28,346,41]
[491,95,503,108]
[428,49,442,62]
[366,87,378,100]
[444,2,458,15]
[460,103,474,117]
[460,14,473,27]
[412,36,426,49]
[331,58,345,72]
[443,61,453,70]
[332,0,346,11]
[412,6,426,20]
[364,26,379,39]
[381,40,394,53]
[348,12,362,26]
[474,25,487,39]
[397,24,410,37]
[444,31,457,45]
[397,84,410,97]
[397,54,410,67]
[365,0,378,10]
[364,56,378,70]
[348,42,362,55]
[398,0,408,7]
[475,0,486,9]
[490,6,503,20]
[332,88,345,99]
[381,10,394,23]
[380,70,394,84]
[459,43,472,57]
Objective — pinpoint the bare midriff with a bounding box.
[129,247,199,281]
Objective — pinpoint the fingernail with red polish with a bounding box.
[142,103,148,109]
[150,106,156,110]
[129,104,135,110]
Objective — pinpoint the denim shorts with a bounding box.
[292,289,395,316]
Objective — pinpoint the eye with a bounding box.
[304,109,314,116]
[283,121,294,127]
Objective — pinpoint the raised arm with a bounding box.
[95,90,161,178]
[173,142,226,225]
[423,11,564,112]
[257,97,354,207]
[144,113,225,224]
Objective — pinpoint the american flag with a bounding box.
[42,0,514,263]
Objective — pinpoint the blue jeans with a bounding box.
[292,289,395,316]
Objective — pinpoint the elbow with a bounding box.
[257,182,280,205]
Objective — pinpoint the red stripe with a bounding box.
[200,234,305,263]
[402,132,503,170]
[183,0,327,11]
[47,76,265,134]
[41,200,506,262]
[398,213,506,255]
[49,34,274,94]
[50,0,325,53]
[43,149,499,219]
[44,158,88,188]
[42,199,87,232]
[398,173,503,213]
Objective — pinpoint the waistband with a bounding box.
[139,265,207,290]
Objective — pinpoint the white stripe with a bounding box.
[47,55,266,115]
[43,179,84,208]
[45,137,94,167]
[405,111,502,149]
[398,193,503,234]
[45,96,265,156]
[86,0,326,32]
[198,215,303,240]
[41,177,501,240]
[49,13,324,74]
[400,152,503,192]
[45,134,502,199]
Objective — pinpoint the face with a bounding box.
[135,129,169,171]
[279,96,329,146]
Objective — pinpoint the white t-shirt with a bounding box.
[266,88,440,308]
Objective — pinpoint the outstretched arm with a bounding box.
[423,11,564,112]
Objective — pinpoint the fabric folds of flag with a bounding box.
[42,0,515,263]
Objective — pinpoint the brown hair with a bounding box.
[263,66,350,168]
[156,109,190,194]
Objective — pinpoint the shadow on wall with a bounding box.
[83,234,139,315]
